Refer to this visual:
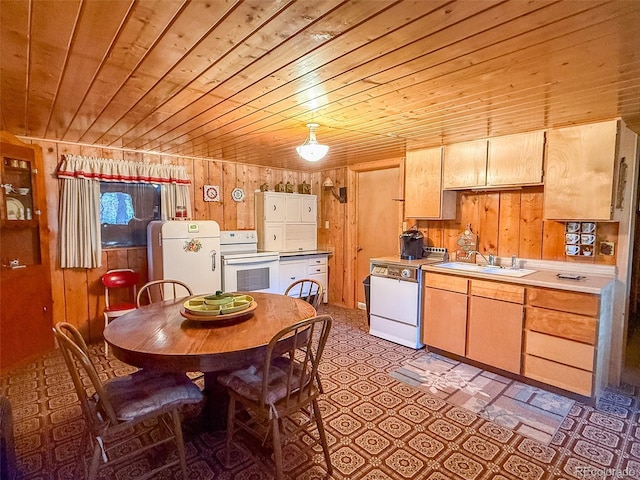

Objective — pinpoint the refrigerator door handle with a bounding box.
[210,250,217,271]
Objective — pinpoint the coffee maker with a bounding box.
[400,229,424,260]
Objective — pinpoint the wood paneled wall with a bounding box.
[22,137,619,340]
[413,187,618,266]
[31,138,346,341]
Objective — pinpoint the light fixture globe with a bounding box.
[296,123,329,162]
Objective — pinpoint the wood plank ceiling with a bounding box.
[1,0,639,171]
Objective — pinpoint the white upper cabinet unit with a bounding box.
[442,131,545,190]
[256,191,318,252]
[543,120,620,220]
[404,147,456,219]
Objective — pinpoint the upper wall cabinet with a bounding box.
[442,140,488,189]
[442,132,545,190]
[487,131,545,186]
[543,120,620,220]
[404,147,456,219]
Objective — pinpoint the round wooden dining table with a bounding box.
[104,291,316,429]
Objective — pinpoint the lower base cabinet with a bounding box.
[467,280,524,374]
[279,254,328,303]
[523,287,600,397]
[422,273,468,356]
[422,271,605,398]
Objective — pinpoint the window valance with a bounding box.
[57,155,190,185]
[57,154,192,269]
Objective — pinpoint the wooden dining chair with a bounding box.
[101,268,139,355]
[219,314,333,480]
[53,322,203,480]
[284,278,324,309]
[136,279,193,307]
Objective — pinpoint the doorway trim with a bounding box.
[345,157,404,308]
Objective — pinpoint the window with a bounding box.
[100,182,161,248]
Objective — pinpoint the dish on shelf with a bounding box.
[6,197,24,220]
[181,294,256,322]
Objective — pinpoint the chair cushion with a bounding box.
[218,357,308,405]
[103,370,203,421]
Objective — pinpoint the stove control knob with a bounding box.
[401,269,411,278]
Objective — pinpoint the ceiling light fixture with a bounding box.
[296,123,329,162]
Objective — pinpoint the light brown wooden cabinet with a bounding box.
[422,272,468,355]
[442,140,488,189]
[523,287,599,397]
[443,131,545,190]
[404,147,456,219]
[487,131,545,186]
[543,120,619,220]
[467,280,524,374]
[422,269,607,398]
[0,131,53,370]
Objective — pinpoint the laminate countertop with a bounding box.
[278,250,332,258]
[422,261,615,294]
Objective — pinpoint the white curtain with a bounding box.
[57,155,191,268]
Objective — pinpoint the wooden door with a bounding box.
[356,168,400,305]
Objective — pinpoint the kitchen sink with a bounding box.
[433,262,536,277]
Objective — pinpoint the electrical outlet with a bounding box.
[402,221,407,231]
[325,220,329,229]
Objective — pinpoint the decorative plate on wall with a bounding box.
[203,185,220,202]
[231,187,245,202]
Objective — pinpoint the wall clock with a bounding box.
[231,187,245,202]
[203,185,220,202]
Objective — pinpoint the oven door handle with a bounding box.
[223,256,279,266]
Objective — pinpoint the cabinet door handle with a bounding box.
[273,234,277,240]
[273,205,277,211]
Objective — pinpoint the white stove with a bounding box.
[220,230,280,293]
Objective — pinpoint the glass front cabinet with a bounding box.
[0,131,53,369]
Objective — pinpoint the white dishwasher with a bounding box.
[369,250,447,349]
[369,262,423,349]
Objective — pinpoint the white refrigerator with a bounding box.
[147,220,221,296]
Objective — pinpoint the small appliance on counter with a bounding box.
[400,229,424,259]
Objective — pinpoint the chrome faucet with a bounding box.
[470,250,495,266]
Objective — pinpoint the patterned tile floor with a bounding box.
[2,304,640,479]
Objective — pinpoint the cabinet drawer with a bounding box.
[525,307,597,344]
[307,256,327,267]
[308,264,327,275]
[526,287,599,317]
[525,330,594,371]
[424,272,468,294]
[470,279,524,304]
[523,354,593,397]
